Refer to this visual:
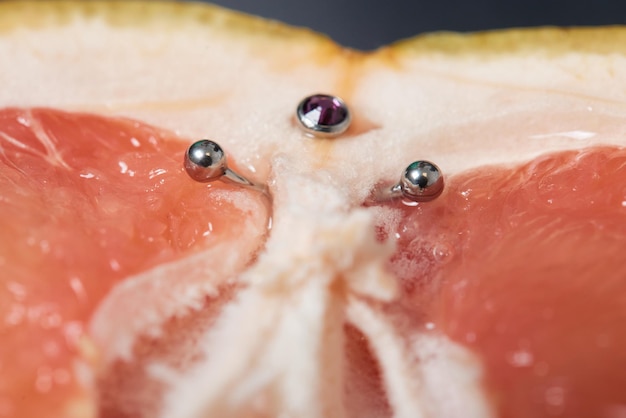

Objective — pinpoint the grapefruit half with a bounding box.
[0,2,625,418]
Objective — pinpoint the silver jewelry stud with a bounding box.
[296,93,351,137]
[375,160,444,203]
[184,140,265,193]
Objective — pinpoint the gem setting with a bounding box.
[296,94,351,137]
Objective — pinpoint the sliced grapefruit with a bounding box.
[0,2,625,418]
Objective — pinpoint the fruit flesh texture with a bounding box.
[2,108,625,418]
[0,108,269,418]
[383,146,626,418]
[2,2,626,418]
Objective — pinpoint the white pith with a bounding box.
[2,3,626,418]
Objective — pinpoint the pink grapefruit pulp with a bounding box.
[1,2,626,418]
[0,108,269,417]
[383,147,626,418]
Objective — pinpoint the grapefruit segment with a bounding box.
[0,108,269,418]
[384,146,626,418]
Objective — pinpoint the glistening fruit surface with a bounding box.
[0,109,269,417]
[1,2,626,418]
[382,147,626,418]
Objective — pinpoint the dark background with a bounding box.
[203,0,626,50]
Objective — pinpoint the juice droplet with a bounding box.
[432,242,453,264]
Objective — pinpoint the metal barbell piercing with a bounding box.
[376,160,445,203]
[184,139,266,193]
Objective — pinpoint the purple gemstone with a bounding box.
[300,94,348,127]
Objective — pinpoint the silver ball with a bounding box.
[400,161,444,202]
[184,140,228,183]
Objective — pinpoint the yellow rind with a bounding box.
[0,1,339,50]
[1,1,626,57]
[389,26,626,56]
